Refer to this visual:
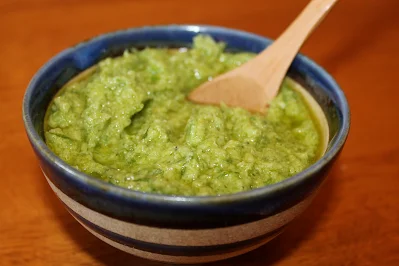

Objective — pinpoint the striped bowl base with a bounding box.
[45,174,313,264]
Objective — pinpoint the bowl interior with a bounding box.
[23,25,349,205]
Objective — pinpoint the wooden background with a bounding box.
[1,0,398,265]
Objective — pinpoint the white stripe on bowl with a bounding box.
[78,220,280,264]
[45,173,314,247]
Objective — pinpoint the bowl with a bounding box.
[22,25,350,264]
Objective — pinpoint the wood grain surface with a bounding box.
[1,0,398,265]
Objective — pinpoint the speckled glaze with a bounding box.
[22,25,350,264]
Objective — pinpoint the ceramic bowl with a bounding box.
[22,25,350,264]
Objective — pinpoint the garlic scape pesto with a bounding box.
[45,35,322,196]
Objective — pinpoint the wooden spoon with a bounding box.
[188,0,338,113]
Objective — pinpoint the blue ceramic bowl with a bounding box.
[23,25,350,264]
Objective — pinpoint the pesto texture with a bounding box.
[45,35,320,196]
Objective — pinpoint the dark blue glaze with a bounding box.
[23,25,350,229]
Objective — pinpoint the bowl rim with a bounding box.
[22,24,350,206]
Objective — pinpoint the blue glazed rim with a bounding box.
[22,24,350,206]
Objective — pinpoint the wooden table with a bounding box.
[1,0,398,265]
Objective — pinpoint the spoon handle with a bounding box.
[271,0,338,51]
[251,0,338,101]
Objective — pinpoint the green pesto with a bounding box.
[44,35,320,196]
